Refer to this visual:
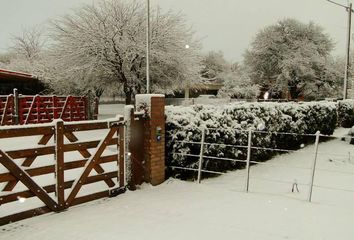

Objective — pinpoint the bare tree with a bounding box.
[50,0,201,104]
[11,26,46,61]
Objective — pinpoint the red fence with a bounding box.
[0,93,98,126]
[0,95,15,125]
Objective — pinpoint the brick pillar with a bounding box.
[135,94,165,186]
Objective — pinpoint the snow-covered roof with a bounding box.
[0,68,38,81]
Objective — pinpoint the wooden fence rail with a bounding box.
[0,117,125,225]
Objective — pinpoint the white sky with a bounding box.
[0,0,352,62]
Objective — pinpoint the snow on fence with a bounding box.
[169,127,354,203]
[165,97,298,106]
[0,117,125,225]
[0,89,99,126]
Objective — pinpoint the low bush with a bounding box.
[337,100,354,128]
[165,102,337,178]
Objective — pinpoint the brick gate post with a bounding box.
[135,94,165,186]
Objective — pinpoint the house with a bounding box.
[0,68,44,95]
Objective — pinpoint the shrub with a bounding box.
[337,100,354,128]
[165,102,337,178]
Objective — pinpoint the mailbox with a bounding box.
[156,126,162,141]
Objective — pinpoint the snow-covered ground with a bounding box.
[98,104,125,119]
[1,128,354,239]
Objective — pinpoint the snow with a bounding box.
[98,104,125,119]
[135,94,165,116]
[1,128,354,239]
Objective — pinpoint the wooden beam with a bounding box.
[63,138,118,152]
[64,122,109,132]
[64,130,116,188]
[22,156,37,167]
[71,187,125,206]
[0,155,118,183]
[38,134,53,145]
[7,146,54,159]
[65,127,118,206]
[1,171,118,205]
[0,150,58,211]
[119,126,125,188]
[0,126,53,138]
[0,206,51,226]
[1,181,74,205]
[55,120,65,209]
[93,165,116,188]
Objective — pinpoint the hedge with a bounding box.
[165,102,338,178]
[337,100,354,128]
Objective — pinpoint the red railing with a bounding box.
[0,95,15,125]
[0,93,98,126]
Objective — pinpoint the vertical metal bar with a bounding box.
[146,0,151,94]
[197,128,206,183]
[308,131,320,202]
[245,128,252,192]
[344,3,352,99]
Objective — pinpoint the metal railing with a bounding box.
[169,127,354,202]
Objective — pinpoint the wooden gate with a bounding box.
[0,118,125,225]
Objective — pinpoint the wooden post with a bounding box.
[93,97,99,120]
[197,128,206,183]
[308,131,320,202]
[69,96,74,122]
[119,126,125,188]
[13,88,19,125]
[245,129,252,192]
[55,120,65,210]
[36,95,41,123]
[86,90,92,120]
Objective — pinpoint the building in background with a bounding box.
[0,69,44,95]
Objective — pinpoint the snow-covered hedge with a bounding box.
[337,100,354,128]
[165,102,337,178]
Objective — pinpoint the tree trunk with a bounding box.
[121,73,133,105]
[125,90,132,105]
[124,82,133,105]
[94,87,104,99]
[289,85,300,100]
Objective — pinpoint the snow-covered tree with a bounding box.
[200,51,230,80]
[11,26,45,61]
[3,26,49,76]
[303,56,343,100]
[50,0,201,104]
[217,64,260,99]
[244,19,334,99]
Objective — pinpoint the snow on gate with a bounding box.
[0,117,125,225]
